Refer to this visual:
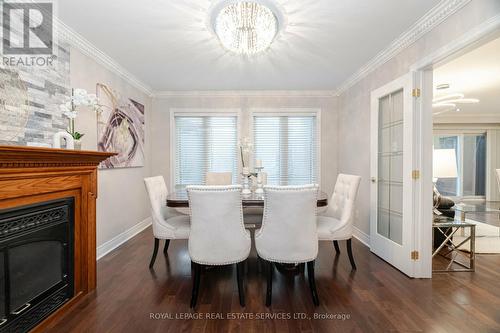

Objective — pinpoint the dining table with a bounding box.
[166,190,329,208]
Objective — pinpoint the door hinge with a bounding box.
[412,170,420,180]
[412,88,421,97]
[411,251,419,260]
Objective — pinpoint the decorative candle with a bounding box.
[242,167,250,175]
[255,159,262,168]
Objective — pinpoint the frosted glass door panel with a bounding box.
[377,89,404,245]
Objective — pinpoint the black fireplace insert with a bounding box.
[0,198,74,333]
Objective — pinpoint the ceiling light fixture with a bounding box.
[209,0,283,55]
[432,84,479,114]
[432,93,464,103]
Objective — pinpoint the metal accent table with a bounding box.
[432,217,475,273]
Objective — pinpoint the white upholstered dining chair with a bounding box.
[144,176,190,268]
[186,185,251,308]
[255,184,320,306]
[317,174,361,270]
[205,172,232,185]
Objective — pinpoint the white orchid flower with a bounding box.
[63,110,78,119]
[59,104,70,113]
[73,88,88,97]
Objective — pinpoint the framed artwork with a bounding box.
[96,84,145,168]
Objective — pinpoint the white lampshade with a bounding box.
[433,149,458,178]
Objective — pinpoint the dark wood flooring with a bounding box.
[49,227,500,333]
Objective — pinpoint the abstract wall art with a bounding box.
[96,84,145,168]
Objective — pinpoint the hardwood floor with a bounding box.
[49,227,500,333]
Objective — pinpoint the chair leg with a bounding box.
[265,261,273,307]
[333,240,340,254]
[163,239,170,254]
[190,262,201,308]
[346,239,357,270]
[149,238,159,268]
[307,261,320,306]
[257,254,262,273]
[236,261,245,307]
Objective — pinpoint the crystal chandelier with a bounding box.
[213,1,279,55]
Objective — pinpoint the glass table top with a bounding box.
[453,203,500,214]
[433,216,475,227]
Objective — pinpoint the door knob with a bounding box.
[371,177,377,183]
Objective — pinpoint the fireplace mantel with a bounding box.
[0,145,115,332]
[0,145,115,168]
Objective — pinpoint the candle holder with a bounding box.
[254,166,264,194]
[241,170,251,196]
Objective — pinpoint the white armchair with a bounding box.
[255,185,320,306]
[186,185,251,308]
[317,174,361,270]
[144,176,190,268]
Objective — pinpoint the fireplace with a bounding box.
[0,146,114,331]
[0,198,74,332]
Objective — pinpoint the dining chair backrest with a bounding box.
[255,184,319,263]
[144,176,179,234]
[325,174,361,227]
[186,185,251,265]
[205,172,233,185]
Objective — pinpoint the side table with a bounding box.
[432,217,475,272]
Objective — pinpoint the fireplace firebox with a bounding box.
[0,198,74,333]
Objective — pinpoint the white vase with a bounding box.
[52,131,74,149]
[74,140,82,150]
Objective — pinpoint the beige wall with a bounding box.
[70,48,153,247]
[338,0,500,235]
[151,94,339,195]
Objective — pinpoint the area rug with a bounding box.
[454,219,500,254]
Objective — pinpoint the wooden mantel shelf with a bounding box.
[0,145,116,332]
[0,145,115,168]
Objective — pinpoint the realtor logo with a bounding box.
[3,1,53,54]
[1,1,56,67]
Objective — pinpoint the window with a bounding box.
[174,115,238,189]
[253,113,319,185]
[433,133,486,197]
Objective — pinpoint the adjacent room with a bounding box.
[432,34,500,271]
[0,1,499,332]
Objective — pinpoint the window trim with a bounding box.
[169,108,241,189]
[249,108,322,186]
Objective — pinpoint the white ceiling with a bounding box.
[434,35,500,119]
[59,0,440,91]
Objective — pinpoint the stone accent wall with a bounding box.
[0,40,71,146]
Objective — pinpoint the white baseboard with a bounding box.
[353,226,370,247]
[97,217,152,260]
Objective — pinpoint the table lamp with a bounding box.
[433,149,458,212]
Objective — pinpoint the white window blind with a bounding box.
[253,115,318,185]
[175,115,238,189]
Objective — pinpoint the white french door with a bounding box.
[370,73,416,277]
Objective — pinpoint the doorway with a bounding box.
[414,26,500,275]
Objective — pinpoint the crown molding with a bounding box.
[55,20,154,97]
[153,90,336,98]
[334,0,471,96]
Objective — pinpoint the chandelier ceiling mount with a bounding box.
[208,0,286,55]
